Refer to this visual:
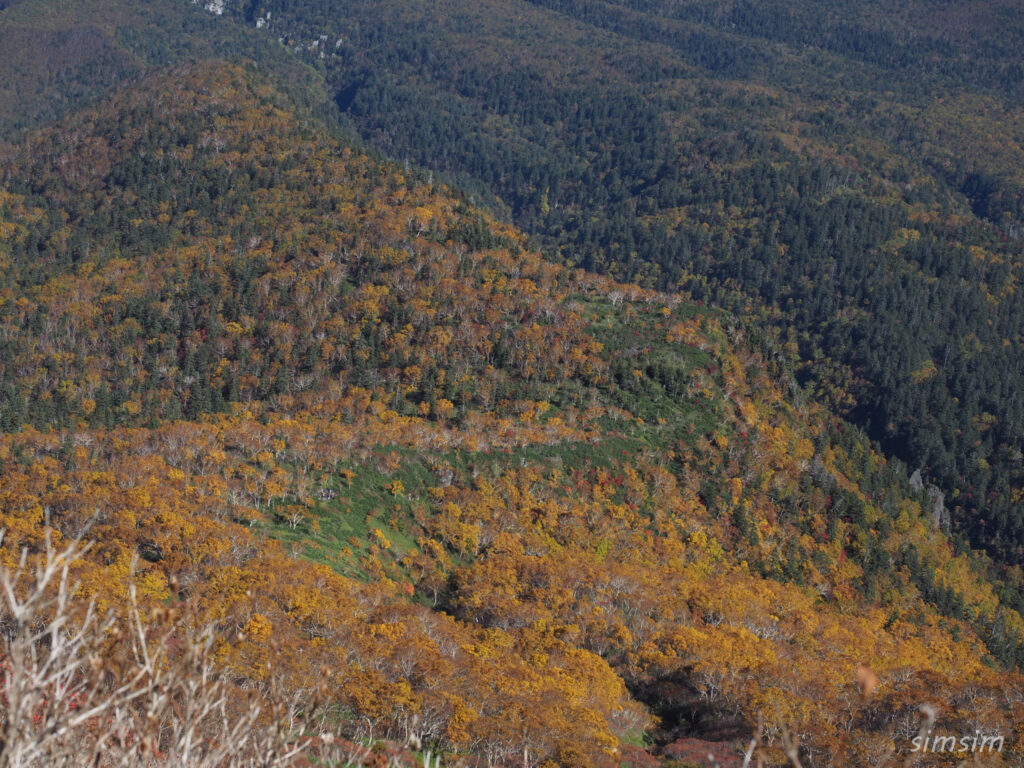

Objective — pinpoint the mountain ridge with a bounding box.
[170,0,1024,587]
[0,56,1022,765]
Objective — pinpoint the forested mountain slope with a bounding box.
[159,0,1024,590]
[0,59,1023,766]
[0,0,323,135]
[5,0,1024,605]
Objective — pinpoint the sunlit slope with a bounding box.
[0,60,1022,766]
[5,0,1024,611]
[192,0,1024,579]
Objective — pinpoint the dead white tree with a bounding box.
[0,530,332,767]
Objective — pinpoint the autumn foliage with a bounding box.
[0,62,1021,766]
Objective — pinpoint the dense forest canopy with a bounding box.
[10,0,1024,603]
[164,0,1024,591]
[0,0,1023,765]
[0,60,1020,765]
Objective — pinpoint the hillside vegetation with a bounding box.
[5,0,1024,603]
[0,0,323,136]
[166,0,1024,590]
[0,61,1022,766]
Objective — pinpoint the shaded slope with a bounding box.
[0,0,325,136]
